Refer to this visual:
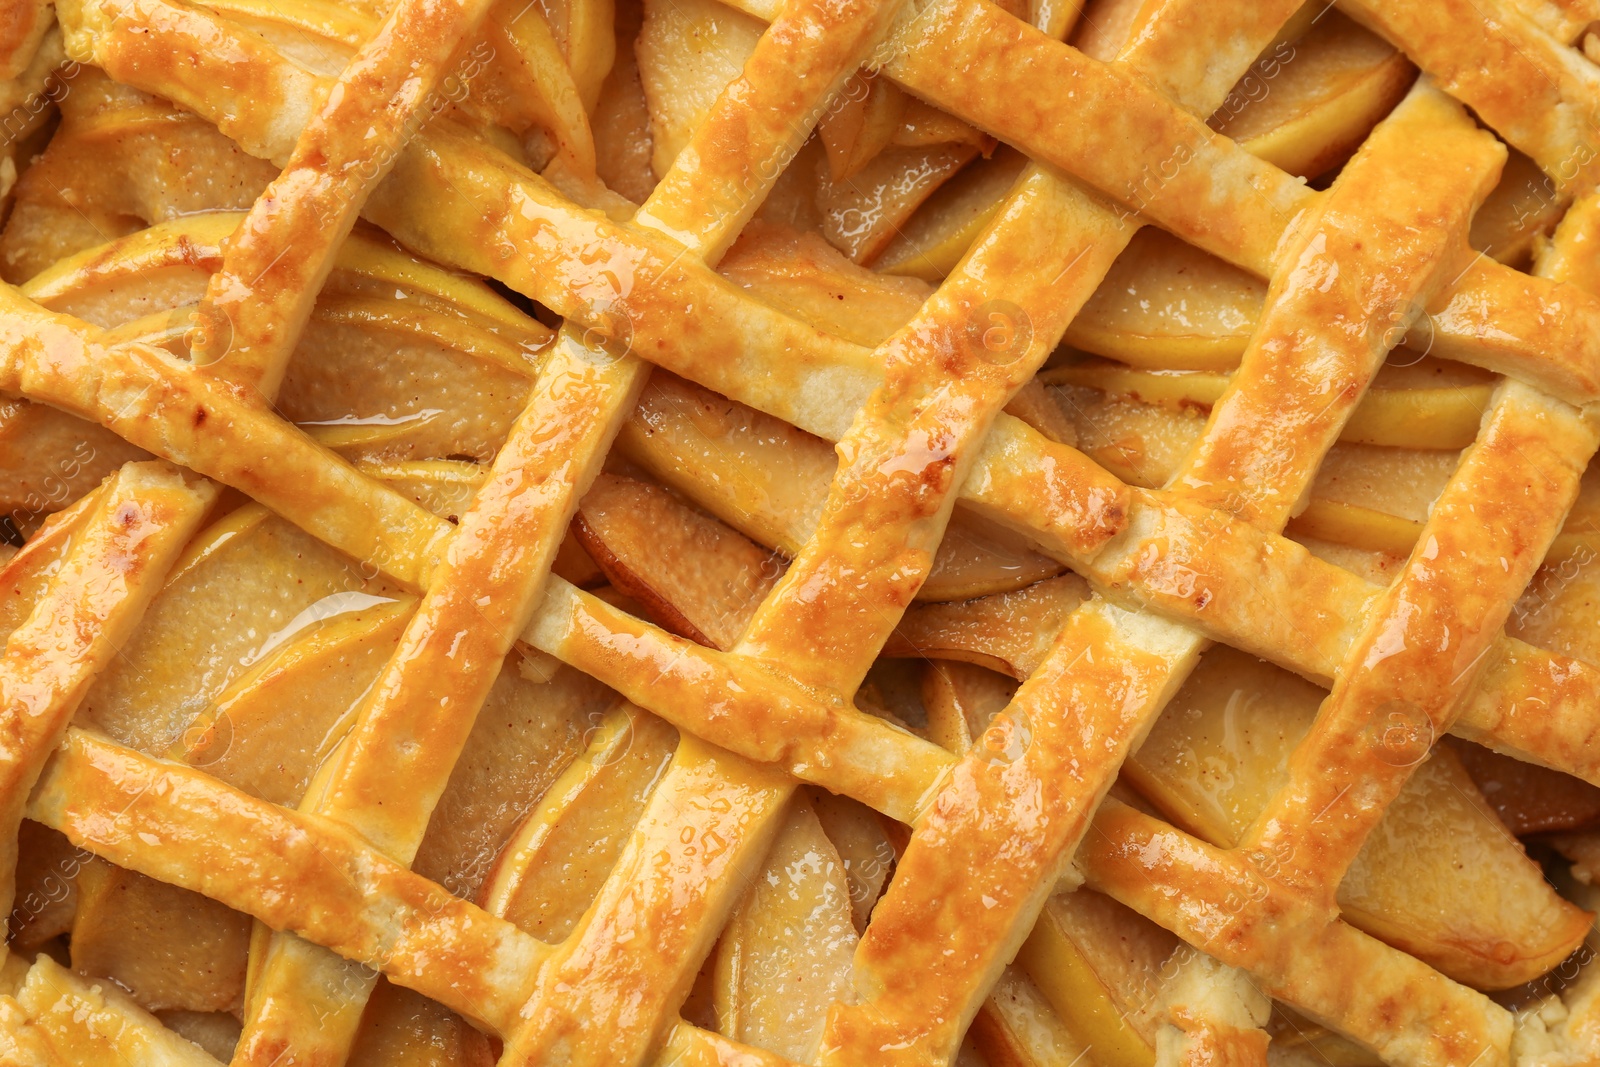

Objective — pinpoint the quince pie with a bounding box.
[5,0,1600,1062]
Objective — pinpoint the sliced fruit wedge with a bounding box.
[972,966,1095,1067]
[874,148,1030,282]
[530,0,617,112]
[1508,525,1600,671]
[1285,498,1423,559]
[69,859,250,1014]
[574,472,784,650]
[718,220,932,347]
[818,73,906,183]
[591,0,657,204]
[0,67,277,282]
[411,660,606,901]
[0,400,150,536]
[815,141,982,265]
[711,798,859,1062]
[1449,739,1600,837]
[1209,10,1414,180]
[809,788,896,932]
[154,1011,241,1061]
[6,821,87,952]
[1049,379,1207,487]
[191,0,367,66]
[1470,149,1570,267]
[346,978,494,1067]
[635,0,764,177]
[920,660,1017,757]
[1014,890,1177,1067]
[1044,358,1493,449]
[176,598,415,805]
[884,575,1091,679]
[1062,228,1264,371]
[482,706,679,943]
[80,502,400,754]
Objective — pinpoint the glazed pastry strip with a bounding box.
[507,1,1319,1057]
[5,267,1600,805]
[24,728,548,1035]
[4,0,1596,1063]
[502,736,795,1065]
[57,0,1600,407]
[0,994,62,1066]
[1246,378,1598,897]
[14,955,221,1065]
[241,0,912,1050]
[232,330,648,1064]
[1171,84,1504,525]
[0,462,211,949]
[811,77,1507,1064]
[1080,798,1511,1067]
[1339,0,1600,192]
[188,0,501,398]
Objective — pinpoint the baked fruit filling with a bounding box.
[3,0,1600,1064]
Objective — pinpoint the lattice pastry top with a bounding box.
[3,0,1600,1063]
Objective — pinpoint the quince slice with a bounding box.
[483,706,679,943]
[711,799,858,1062]
[80,503,398,754]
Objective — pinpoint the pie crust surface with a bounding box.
[2,0,1600,1065]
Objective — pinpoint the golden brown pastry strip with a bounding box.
[14,954,222,1065]
[1172,85,1503,525]
[0,463,211,954]
[809,77,1508,1064]
[188,0,501,398]
[57,0,1600,408]
[232,331,647,1064]
[1246,379,1597,896]
[1081,798,1510,1067]
[1339,0,1600,191]
[26,728,548,1037]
